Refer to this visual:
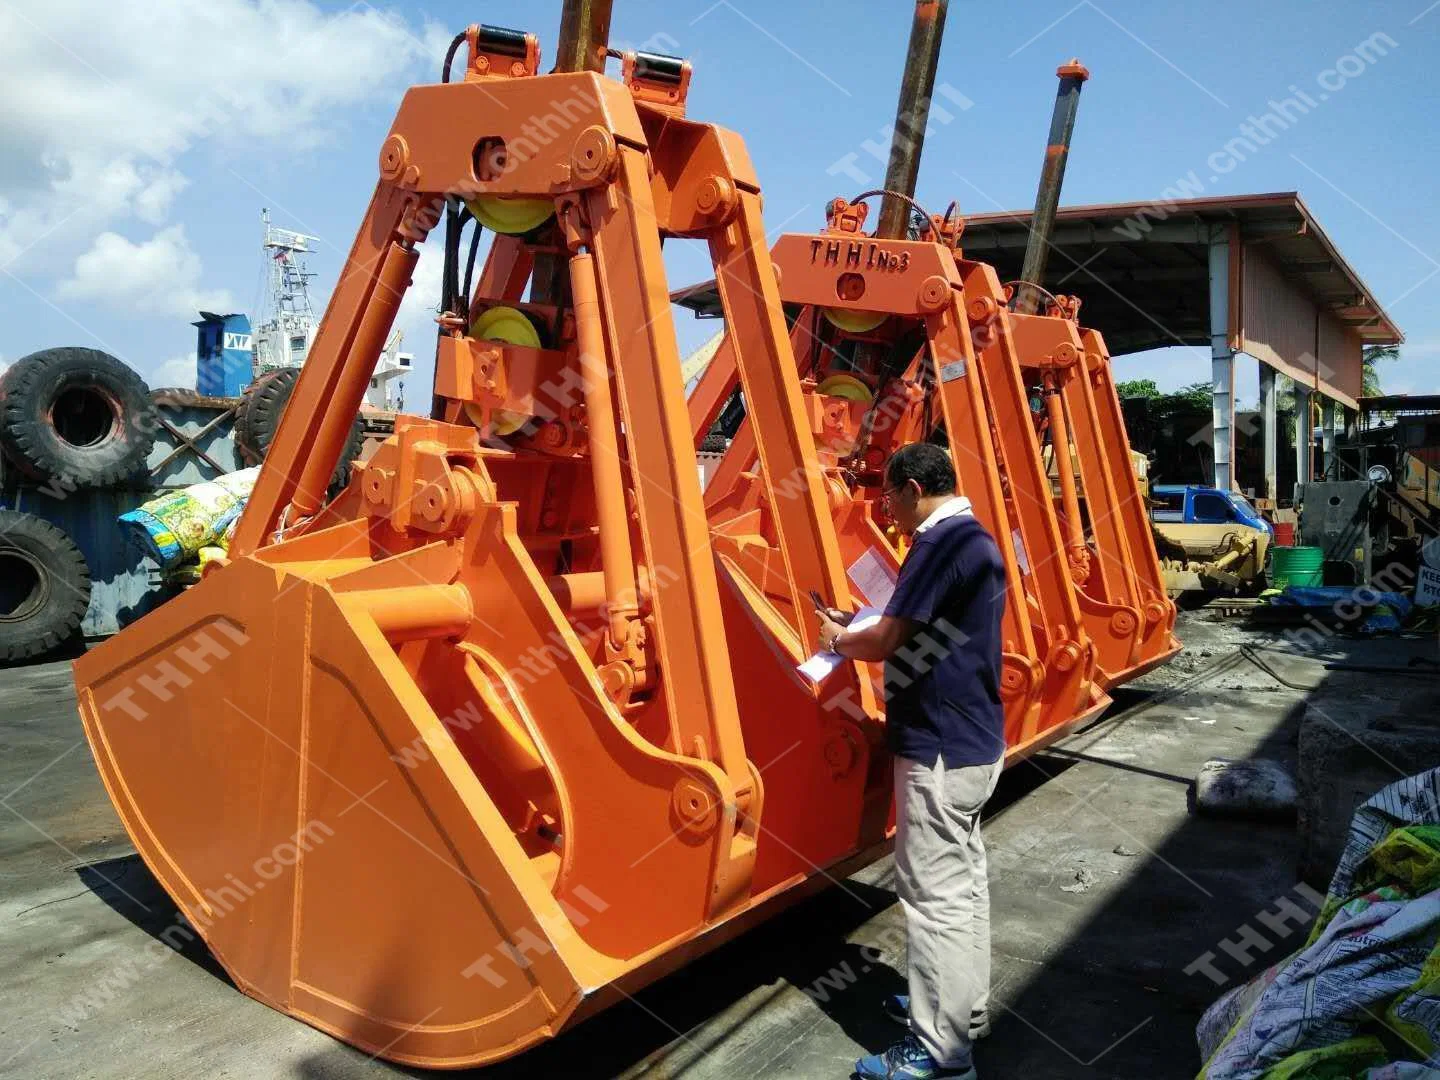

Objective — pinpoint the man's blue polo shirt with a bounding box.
[882,502,1007,768]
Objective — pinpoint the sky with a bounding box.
[1,0,1437,411]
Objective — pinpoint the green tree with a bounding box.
[1362,344,1398,397]
[1173,381,1214,409]
[1115,378,1160,399]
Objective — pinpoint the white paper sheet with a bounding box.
[846,547,898,610]
[1011,528,1031,575]
[797,605,884,685]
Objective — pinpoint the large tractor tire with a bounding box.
[235,368,362,491]
[0,510,91,663]
[0,347,156,489]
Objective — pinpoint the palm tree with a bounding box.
[1362,344,1399,398]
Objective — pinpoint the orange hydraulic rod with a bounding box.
[584,141,753,796]
[569,248,642,651]
[1042,373,1090,580]
[340,584,473,640]
[296,239,418,518]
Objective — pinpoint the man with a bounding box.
[815,443,1007,1080]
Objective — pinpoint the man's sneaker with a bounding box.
[882,995,991,1039]
[854,1033,977,1080]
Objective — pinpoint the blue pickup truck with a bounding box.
[1150,485,1273,594]
[1150,485,1273,534]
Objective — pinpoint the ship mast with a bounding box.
[254,208,321,372]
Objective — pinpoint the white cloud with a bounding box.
[0,1,445,273]
[133,170,189,226]
[58,225,233,318]
[395,241,443,351]
[146,351,198,390]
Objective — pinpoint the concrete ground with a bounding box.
[1,613,1435,1079]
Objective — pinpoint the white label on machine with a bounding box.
[939,359,967,382]
[1417,565,1440,608]
[1011,528,1031,575]
[846,547,898,609]
[798,606,884,685]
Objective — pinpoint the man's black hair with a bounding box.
[886,443,956,497]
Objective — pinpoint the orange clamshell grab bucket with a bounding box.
[75,47,894,1069]
[689,204,1180,758]
[72,25,1177,1074]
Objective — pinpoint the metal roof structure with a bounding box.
[1361,394,1440,417]
[670,191,1403,496]
[958,192,1401,356]
[672,192,1401,358]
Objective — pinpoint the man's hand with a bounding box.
[817,609,924,663]
[815,609,848,653]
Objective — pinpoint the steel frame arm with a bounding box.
[232,186,416,556]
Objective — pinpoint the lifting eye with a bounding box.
[468,137,556,235]
[472,137,509,182]
[822,273,886,333]
[836,272,866,302]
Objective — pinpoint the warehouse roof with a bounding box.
[671,192,1401,358]
[958,192,1401,355]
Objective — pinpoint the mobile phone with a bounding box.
[809,589,826,611]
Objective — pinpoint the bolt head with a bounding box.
[917,275,949,312]
[967,295,997,323]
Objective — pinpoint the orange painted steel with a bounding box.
[693,195,1178,731]
[1003,304,1180,683]
[72,31,902,1071]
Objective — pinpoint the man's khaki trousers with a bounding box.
[894,752,1004,1068]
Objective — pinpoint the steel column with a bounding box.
[1016,60,1090,315]
[1294,384,1314,490]
[1207,231,1234,491]
[1321,395,1337,479]
[554,0,613,73]
[876,1,948,239]
[1260,362,1278,499]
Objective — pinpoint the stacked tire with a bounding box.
[0,347,156,490]
[233,367,363,491]
[0,511,91,663]
[0,347,157,663]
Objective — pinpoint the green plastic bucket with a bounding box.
[1271,545,1324,588]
